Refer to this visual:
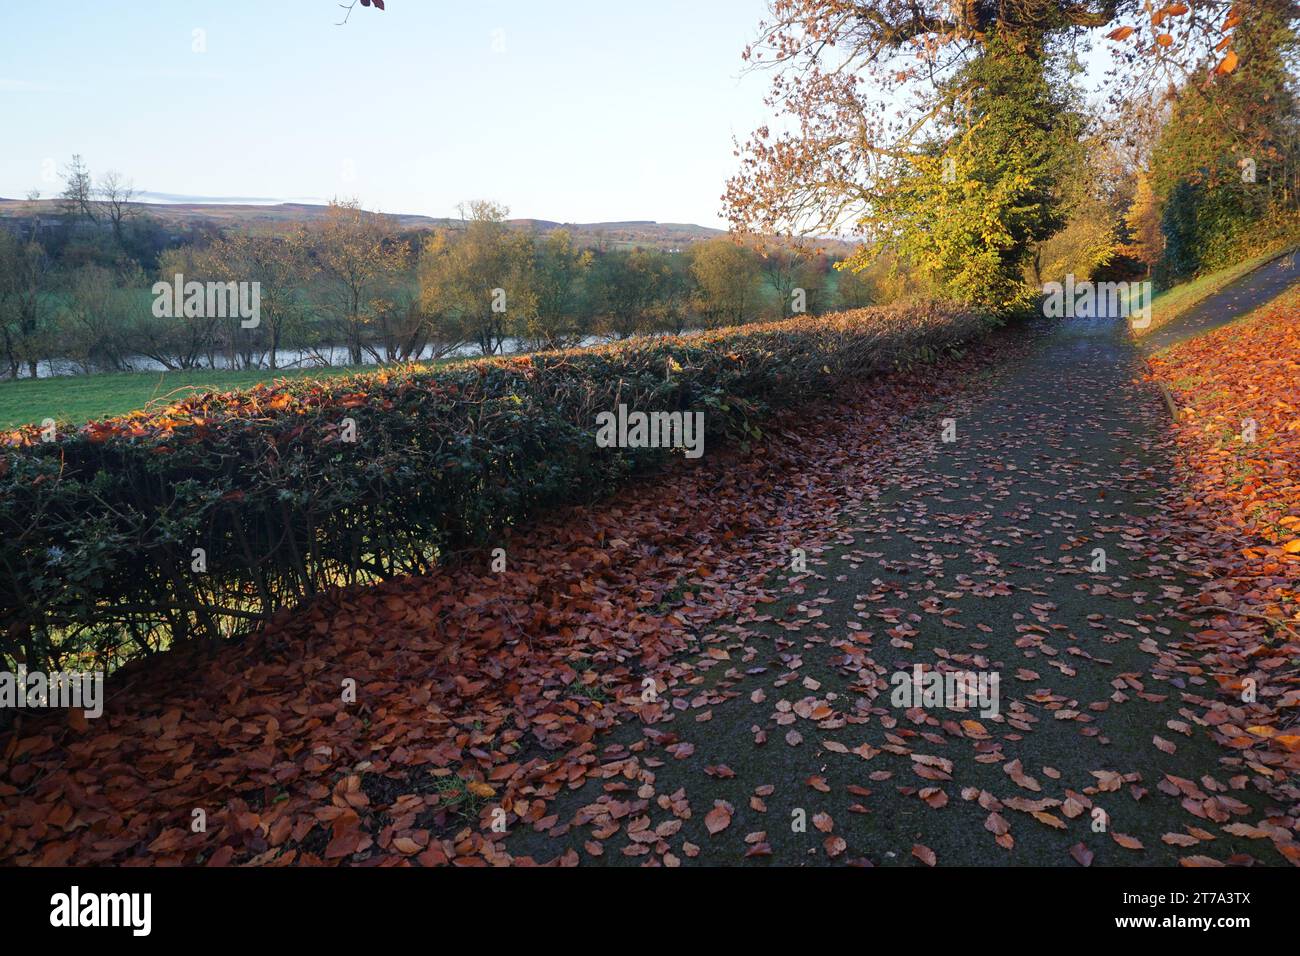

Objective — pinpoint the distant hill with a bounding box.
[0,197,857,255]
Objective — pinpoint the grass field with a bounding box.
[0,361,453,430]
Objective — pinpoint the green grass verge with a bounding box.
[1159,283,1300,357]
[1132,242,1300,338]
[0,359,456,430]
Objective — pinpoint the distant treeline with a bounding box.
[0,164,882,379]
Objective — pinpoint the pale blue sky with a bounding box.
[0,0,775,227]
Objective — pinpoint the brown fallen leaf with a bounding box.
[391,837,422,855]
[704,804,732,836]
[1221,823,1270,839]
[1112,832,1144,850]
[919,787,949,809]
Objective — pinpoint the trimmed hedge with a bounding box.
[0,303,989,671]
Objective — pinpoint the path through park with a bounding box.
[4,267,1297,868]
[495,275,1298,866]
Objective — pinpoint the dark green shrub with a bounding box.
[0,303,988,672]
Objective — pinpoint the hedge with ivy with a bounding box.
[0,302,989,672]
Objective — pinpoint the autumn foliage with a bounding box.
[0,303,987,674]
[1146,291,1300,827]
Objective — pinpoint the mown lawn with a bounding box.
[0,360,454,429]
